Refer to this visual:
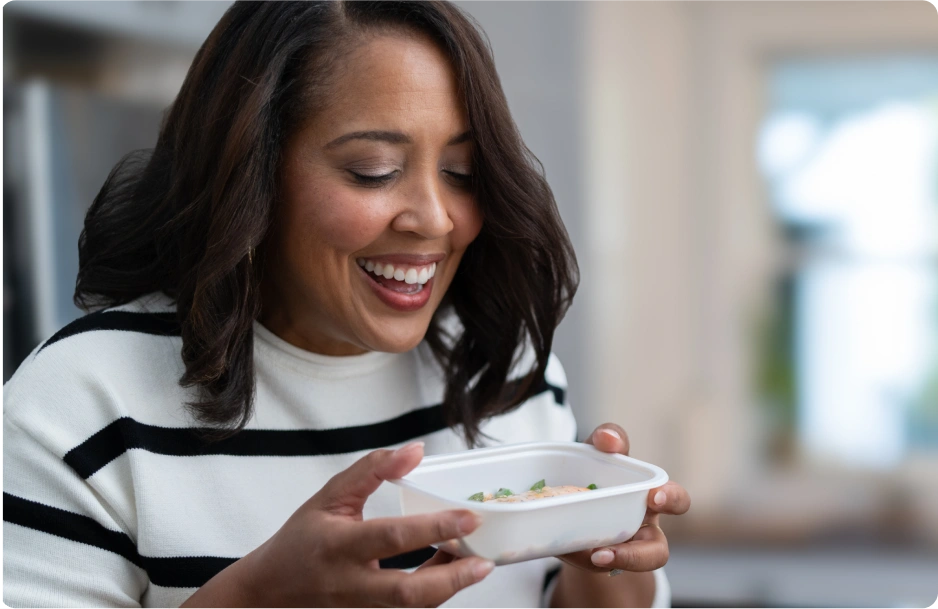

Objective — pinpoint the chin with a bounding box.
[365,321,430,353]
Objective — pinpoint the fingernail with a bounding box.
[394,441,424,456]
[654,491,666,506]
[458,512,482,536]
[598,429,621,442]
[591,549,615,566]
[472,559,495,580]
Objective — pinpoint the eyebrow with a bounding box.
[324,130,471,149]
[447,131,471,146]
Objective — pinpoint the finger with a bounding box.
[367,557,495,607]
[315,442,425,515]
[584,423,630,455]
[591,524,669,573]
[345,511,482,561]
[646,481,691,515]
[416,549,457,570]
[556,546,596,570]
[560,515,663,572]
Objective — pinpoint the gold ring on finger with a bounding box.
[607,568,624,577]
[640,522,664,534]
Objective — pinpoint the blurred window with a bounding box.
[757,56,938,468]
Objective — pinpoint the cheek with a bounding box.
[286,183,389,256]
[450,198,484,251]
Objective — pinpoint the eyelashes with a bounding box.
[347,170,473,189]
[443,170,473,187]
[349,171,397,187]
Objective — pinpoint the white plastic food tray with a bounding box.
[390,441,668,564]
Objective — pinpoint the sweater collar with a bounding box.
[252,321,399,376]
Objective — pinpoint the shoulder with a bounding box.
[507,334,569,403]
[4,293,188,444]
[37,292,179,355]
[10,293,181,383]
[481,348,578,445]
[416,313,577,443]
[534,351,569,404]
[422,313,570,406]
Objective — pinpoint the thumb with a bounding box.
[314,441,425,516]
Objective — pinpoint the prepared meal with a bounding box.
[390,442,668,565]
[468,479,599,503]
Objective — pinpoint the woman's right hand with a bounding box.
[182,441,494,607]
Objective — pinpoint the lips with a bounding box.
[356,256,442,312]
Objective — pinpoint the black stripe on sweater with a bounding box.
[37,310,567,405]
[63,403,447,479]
[64,382,566,480]
[378,546,439,570]
[3,492,142,568]
[543,564,562,592]
[533,374,566,407]
[38,311,180,353]
[4,493,432,589]
[36,311,567,408]
[144,555,239,589]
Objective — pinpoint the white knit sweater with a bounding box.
[4,293,588,607]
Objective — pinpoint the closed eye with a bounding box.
[349,170,397,188]
[443,170,473,187]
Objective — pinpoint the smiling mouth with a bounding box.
[356,257,437,294]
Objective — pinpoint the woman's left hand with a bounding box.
[557,423,691,574]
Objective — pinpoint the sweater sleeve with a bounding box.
[651,567,672,607]
[3,388,147,607]
[540,568,672,608]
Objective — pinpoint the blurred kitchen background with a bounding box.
[4,1,937,606]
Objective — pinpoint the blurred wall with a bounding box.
[580,3,938,605]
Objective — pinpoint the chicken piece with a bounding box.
[486,485,591,503]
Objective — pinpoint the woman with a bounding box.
[3,2,690,607]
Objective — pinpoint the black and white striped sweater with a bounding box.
[3,293,579,607]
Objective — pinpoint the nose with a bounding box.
[390,174,455,240]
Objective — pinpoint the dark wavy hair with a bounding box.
[75,1,578,445]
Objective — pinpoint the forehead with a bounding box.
[311,33,467,138]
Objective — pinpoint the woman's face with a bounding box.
[261,33,482,356]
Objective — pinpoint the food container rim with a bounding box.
[388,441,669,512]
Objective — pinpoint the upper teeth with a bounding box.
[357,258,437,285]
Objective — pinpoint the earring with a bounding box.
[248,247,255,264]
